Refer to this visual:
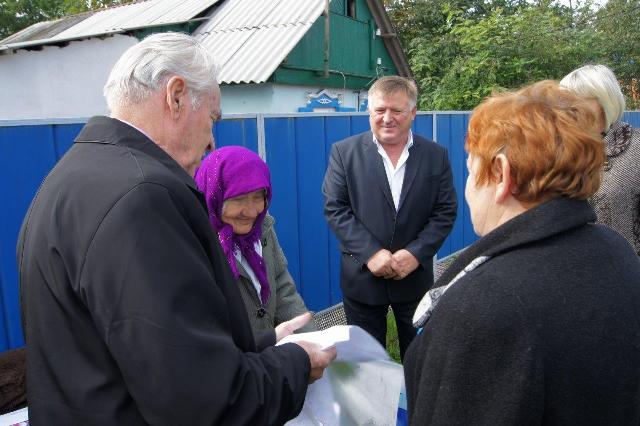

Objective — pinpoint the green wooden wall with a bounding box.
[270,0,398,89]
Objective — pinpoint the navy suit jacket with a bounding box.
[322,131,457,304]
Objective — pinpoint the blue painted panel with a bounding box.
[413,114,434,140]
[9,109,625,351]
[0,125,59,349]
[350,115,370,134]
[293,117,330,310]
[436,113,477,258]
[323,116,352,306]
[623,111,640,128]
[214,118,258,152]
[264,118,302,291]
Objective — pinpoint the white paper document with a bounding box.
[0,407,28,426]
[278,325,405,426]
[278,325,351,351]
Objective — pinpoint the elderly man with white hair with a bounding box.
[17,32,335,425]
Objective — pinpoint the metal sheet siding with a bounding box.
[10,110,636,350]
[215,117,259,152]
[292,116,332,309]
[436,113,470,253]
[264,117,303,295]
[0,123,80,350]
[623,112,640,128]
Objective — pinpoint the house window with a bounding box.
[347,0,356,18]
[330,0,356,18]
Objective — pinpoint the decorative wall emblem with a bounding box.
[298,89,355,112]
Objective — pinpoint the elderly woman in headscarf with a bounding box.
[403,81,640,425]
[560,64,640,255]
[195,146,316,339]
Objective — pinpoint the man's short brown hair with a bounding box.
[368,76,418,108]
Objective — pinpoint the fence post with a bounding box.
[432,111,438,143]
[257,113,266,161]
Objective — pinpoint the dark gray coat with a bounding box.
[17,117,310,425]
[404,197,640,425]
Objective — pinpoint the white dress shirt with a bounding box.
[233,241,263,297]
[373,130,414,210]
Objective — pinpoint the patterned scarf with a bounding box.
[413,256,490,328]
[195,146,272,305]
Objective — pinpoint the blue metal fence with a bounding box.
[2,111,636,351]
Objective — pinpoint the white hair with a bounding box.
[559,64,626,129]
[103,32,218,111]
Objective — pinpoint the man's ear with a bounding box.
[166,76,187,119]
[493,153,513,203]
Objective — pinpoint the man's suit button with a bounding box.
[257,307,266,318]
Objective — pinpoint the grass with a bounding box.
[383,253,462,365]
[386,311,401,363]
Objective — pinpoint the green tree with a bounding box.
[386,0,528,48]
[393,1,603,109]
[594,0,640,108]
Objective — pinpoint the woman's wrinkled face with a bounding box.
[465,155,498,237]
[221,189,266,235]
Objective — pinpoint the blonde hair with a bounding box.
[559,64,625,129]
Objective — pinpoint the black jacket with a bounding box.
[17,117,310,425]
[404,197,640,425]
[322,131,457,304]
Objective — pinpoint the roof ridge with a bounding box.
[80,0,150,15]
[202,21,313,33]
[53,0,147,21]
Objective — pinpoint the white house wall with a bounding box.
[0,35,136,120]
[220,83,363,114]
[1,36,364,120]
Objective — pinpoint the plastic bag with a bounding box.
[280,326,404,426]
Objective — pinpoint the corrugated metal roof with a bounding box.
[1,0,410,84]
[0,0,221,50]
[194,0,326,84]
[0,12,95,45]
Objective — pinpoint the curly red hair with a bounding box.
[465,80,605,202]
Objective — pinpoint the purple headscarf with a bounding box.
[195,146,272,305]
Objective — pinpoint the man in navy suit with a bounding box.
[322,76,457,359]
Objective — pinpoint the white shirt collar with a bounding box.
[372,130,414,151]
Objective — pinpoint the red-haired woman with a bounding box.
[404,81,640,425]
